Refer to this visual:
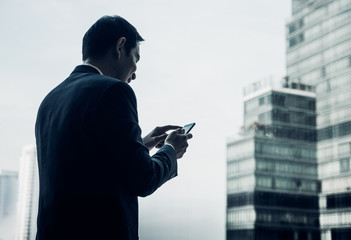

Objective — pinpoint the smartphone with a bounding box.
[183,123,196,134]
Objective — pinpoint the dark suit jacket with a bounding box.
[35,65,177,240]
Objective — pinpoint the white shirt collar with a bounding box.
[83,62,104,75]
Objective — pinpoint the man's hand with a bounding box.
[165,128,193,159]
[142,125,180,150]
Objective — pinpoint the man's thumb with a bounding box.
[175,128,184,134]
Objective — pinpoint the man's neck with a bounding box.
[83,62,104,75]
[84,58,117,78]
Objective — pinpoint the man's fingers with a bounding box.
[177,149,186,159]
[158,125,182,133]
[175,128,184,134]
[155,133,168,142]
[185,133,193,140]
[155,141,164,148]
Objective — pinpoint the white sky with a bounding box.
[0,0,291,239]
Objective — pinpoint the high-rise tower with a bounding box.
[0,170,18,240]
[16,145,39,240]
[227,0,351,239]
[226,80,319,240]
[286,0,351,239]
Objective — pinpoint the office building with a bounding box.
[0,170,18,240]
[226,81,319,240]
[226,0,351,239]
[286,0,351,239]
[16,145,39,240]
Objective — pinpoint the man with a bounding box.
[35,15,192,239]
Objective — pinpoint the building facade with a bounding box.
[227,85,319,240]
[227,0,351,239]
[0,170,18,240]
[16,145,39,240]
[286,0,351,239]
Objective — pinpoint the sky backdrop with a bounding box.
[0,0,290,239]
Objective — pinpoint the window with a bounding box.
[272,94,285,106]
[256,175,273,189]
[227,158,255,177]
[306,116,316,126]
[227,193,253,208]
[290,37,297,47]
[299,18,304,28]
[227,175,255,193]
[227,140,254,161]
[318,126,333,141]
[289,24,297,33]
[256,159,274,172]
[338,121,351,137]
[254,191,319,209]
[256,141,316,159]
[338,142,350,156]
[267,94,272,104]
[340,158,350,173]
[327,192,351,209]
[272,109,289,123]
[259,97,265,106]
[299,33,304,42]
[256,209,319,227]
[275,177,318,192]
[318,145,334,161]
[322,175,351,193]
[290,112,305,125]
[227,207,256,226]
[289,32,305,48]
[258,112,272,123]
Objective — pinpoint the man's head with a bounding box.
[82,15,144,83]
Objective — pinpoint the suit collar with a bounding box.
[72,65,102,75]
[83,63,104,75]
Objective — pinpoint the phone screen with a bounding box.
[183,123,195,134]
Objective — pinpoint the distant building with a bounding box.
[16,145,39,240]
[227,0,351,239]
[286,0,351,239]
[0,170,18,240]
[226,83,319,240]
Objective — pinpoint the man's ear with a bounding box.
[115,37,126,59]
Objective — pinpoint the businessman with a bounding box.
[35,15,192,240]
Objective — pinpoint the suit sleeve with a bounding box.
[94,82,177,197]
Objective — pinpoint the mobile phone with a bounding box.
[183,123,196,134]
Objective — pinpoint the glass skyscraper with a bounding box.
[227,83,319,240]
[227,0,351,239]
[0,170,18,240]
[287,0,351,239]
[16,145,39,240]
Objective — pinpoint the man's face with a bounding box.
[118,43,140,84]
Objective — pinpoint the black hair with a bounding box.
[82,15,144,61]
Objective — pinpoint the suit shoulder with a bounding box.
[100,79,137,104]
[80,74,134,95]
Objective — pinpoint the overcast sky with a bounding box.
[0,0,291,239]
